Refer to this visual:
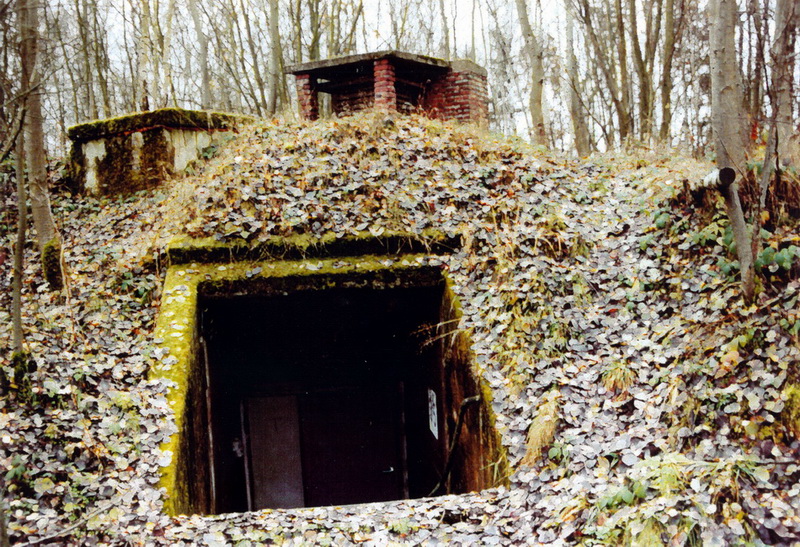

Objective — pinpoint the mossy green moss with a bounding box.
[783,384,800,441]
[152,254,447,514]
[66,142,86,194]
[42,238,63,290]
[166,229,461,265]
[151,268,199,516]
[10,351,34,401]
[67,108,252,143]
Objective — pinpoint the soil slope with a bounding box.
[1,113,799,545]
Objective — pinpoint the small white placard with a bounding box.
[428,389,439,439]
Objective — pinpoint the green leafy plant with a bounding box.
[690,215,728,247]
[756,244,799,271]
[547,440,570,464]
[118,271,157,301]
[653,209,671,229]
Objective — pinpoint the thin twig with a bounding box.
[0,107,25,166]
[15,492,126,547]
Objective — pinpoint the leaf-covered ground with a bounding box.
[1,112,799,545]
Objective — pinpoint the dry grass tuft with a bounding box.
[601,360,636,394]
[521,389,561,466]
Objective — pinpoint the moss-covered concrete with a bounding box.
[152,254,442,515]
[41,238,63,290]
[166,229,461,265]
[67,108,252,143]
[67,108,252,195]
[440,275,509,492]
[152,248,506,515]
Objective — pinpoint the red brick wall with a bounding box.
[294,57,488,126]
[423,69,488,127]
[373,59,397,112]
[331,89,374,115]
[295,74,319,120]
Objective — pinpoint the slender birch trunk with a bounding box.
[514,0,547,146]
[710,0,754,302]
[17,0,62,290]
[771,0,798,161]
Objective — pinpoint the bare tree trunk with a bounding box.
[566,11,591,155]
[226,1,262,115]
[717,168,755,302]
[309,0,322,60]
[710,0,754,302]
[439,0,450,59]
[188,0,211,108]
[628,0,648,140]
[659,0,678,141]
[240,0,268,113]
[90,0,111,117]
[75,0,97,119]
[574,0,632,144]
[267,0,283,114]
[614,0,633,142]
[12,126,26,354]
[515,0,547,146]
[710,0,748,170]
[771,0,798,161]
[290,0,303,62]
[136,1,152,109]
[628,0,662,142]
[343,0,363,54]
[158,0,177,107]
[0,106,26,355]
[17,0,62,290]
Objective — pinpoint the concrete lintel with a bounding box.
[449,59,488,77]
[286,50,450,75]
[67,108,251,143]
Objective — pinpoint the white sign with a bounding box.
[428,389,439,439]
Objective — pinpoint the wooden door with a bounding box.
[245,396,305,509]
[299,385,405,507]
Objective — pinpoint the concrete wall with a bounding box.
[72,128,231,196]
[68,108,247,196]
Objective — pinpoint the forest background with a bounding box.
[0,0,798,161]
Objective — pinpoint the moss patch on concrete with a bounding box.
[67,108,252,143]
[152,254,442,514]
[167,229,461,265]
[41,237,63,290]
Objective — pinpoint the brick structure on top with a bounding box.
[373,58,397,112]
[287,51,488,126]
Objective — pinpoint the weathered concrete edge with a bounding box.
[67,107,254,143]
[286,50,450,74]
[151,255,447,515]
[166,230,462,266]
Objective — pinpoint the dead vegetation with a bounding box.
[1,113,800,544]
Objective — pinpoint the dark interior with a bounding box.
[199,284,454,513]
[308,57,448,116]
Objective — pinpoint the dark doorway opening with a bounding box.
[184,268,502,515]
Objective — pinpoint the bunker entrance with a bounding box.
[184,268,501,514]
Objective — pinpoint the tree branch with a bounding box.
[0,106,25,165]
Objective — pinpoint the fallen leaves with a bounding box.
[0,112,799,545]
